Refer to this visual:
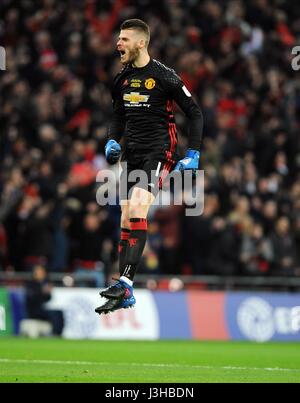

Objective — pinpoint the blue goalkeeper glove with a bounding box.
[174,149,200,174]
[105,139,121,164]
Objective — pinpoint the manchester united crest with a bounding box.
[145,78,156,90]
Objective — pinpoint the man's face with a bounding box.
[117,29,141,65]
[33,265,46,281]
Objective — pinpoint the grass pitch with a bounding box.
[0,338,300,383]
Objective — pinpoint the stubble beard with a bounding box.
[127,47,140,65]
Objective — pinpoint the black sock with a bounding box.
[119,228,130,277]
[122,218,147,281]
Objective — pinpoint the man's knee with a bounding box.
[128,203,149,218]
[128,187,154,218]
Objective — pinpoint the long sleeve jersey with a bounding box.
[108,58,203,153]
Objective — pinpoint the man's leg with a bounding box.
[119,202,130,277]
[120,187,155,284]
[100,187,154,300]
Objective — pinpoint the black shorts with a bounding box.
[119,146,178,200]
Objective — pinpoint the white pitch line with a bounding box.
[0,358,300,373]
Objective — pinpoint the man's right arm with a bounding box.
[105,85,125,164]
[107,87,126,142]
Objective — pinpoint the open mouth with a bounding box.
[119,50,126,56]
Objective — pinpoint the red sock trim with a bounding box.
[121,228,130,240]
[130,218,148,231]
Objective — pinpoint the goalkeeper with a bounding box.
[96,18,203,314]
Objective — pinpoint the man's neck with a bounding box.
[132,52,150,68]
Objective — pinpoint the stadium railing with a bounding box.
[1,272,300,292]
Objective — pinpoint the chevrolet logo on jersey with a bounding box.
[123,92,150,104]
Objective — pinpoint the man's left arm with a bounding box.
[168,77,204,171]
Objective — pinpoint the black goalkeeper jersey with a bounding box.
[108,59,203,154]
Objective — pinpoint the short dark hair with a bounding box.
[120,19,150,46]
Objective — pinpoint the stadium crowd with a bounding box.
[1,0,300,285]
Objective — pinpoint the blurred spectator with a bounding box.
[154,205,183,275]
[182,194,219,274]
[21,203,54,271]
[25,265,64,335]
[74,208,116,286]
[228,195,252,235]
[270,217,299,276]
[207,217,240,276]
[261,200,278,235]
[240,221,273,275]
